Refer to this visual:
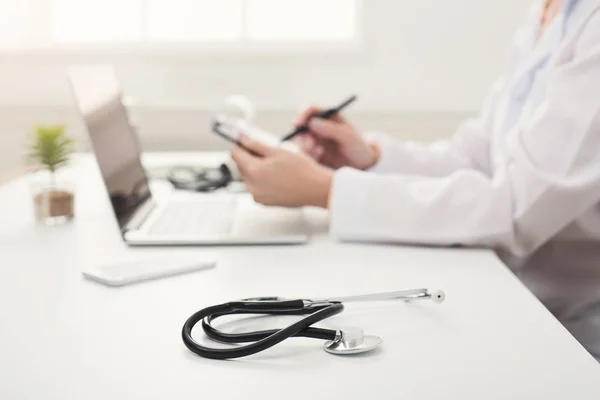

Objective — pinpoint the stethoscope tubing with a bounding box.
[202,309,337,344]
[182,299,343,360]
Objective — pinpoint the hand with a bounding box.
[293,106,380,170]
[231,136,334,208]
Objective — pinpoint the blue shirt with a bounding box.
[498,0,579,136]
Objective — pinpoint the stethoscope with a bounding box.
[166,164,233,192]
[182,288,445,360]
[164,96,261,193]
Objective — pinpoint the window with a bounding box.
[0,0,358,51]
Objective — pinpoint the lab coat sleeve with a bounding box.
[364,80,504,178]
[330,10,600,257]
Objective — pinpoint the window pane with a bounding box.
[0,0,35,46]
[146,0,243,41]
[246,0,356,41]
[53,0,142,43]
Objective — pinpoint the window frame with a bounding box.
[0,0,364,57]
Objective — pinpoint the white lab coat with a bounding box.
[329,0,600,361]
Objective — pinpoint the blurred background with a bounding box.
[0,0,530,182]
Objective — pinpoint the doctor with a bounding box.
[231,0,600,360]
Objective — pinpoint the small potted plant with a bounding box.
[28,125,76,225]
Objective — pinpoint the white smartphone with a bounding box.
[82,255,216,287]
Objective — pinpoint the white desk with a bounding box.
[1,153,598,400]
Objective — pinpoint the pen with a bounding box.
[281,95,358,142]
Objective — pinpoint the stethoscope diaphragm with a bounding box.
[323,328,383,355]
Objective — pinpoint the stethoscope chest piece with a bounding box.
[323,328,382,355]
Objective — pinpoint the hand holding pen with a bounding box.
[288,95,380,171]
[282,95,358,141]
[231,94,381,209]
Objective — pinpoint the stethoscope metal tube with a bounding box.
[182,289,445,360]
[310,288,446,305]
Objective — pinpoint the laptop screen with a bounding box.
[68,66,152,231]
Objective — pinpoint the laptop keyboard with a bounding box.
[148,198,236,236]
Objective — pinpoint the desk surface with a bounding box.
[1,153,598,400]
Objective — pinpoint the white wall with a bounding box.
[0,0,531,180]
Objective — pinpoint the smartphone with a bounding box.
[212,119,243,146]
[212,117,280,149]
[82,255,216,287]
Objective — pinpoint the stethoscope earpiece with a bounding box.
[429,290,446,303]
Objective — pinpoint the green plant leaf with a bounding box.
[28,125,75,172]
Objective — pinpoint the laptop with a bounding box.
[67,66,309,246]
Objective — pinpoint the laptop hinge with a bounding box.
[123,197,156,233]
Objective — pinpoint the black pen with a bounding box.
[281,95,358,142]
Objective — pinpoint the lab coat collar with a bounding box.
[513,0,579,83]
